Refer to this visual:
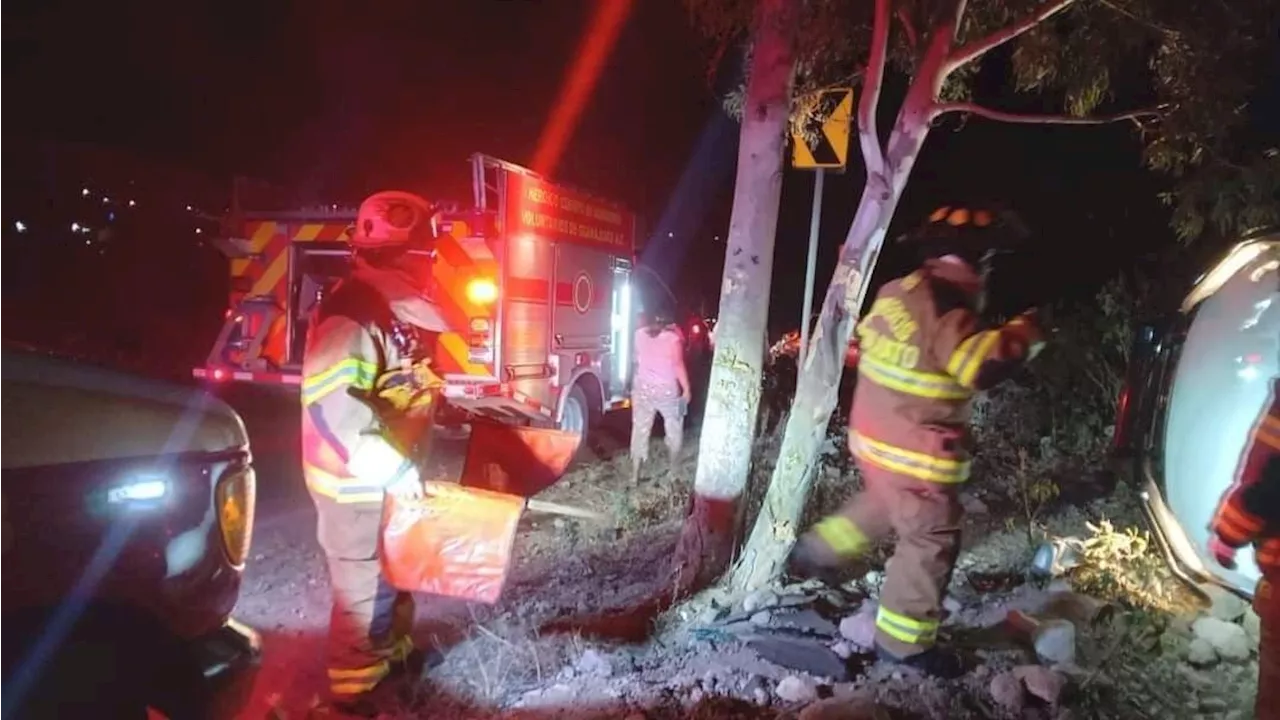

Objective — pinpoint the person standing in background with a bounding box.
[630,306,692,482]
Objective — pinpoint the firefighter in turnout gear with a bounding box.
[1207,378,1280,720]
[787,206,1045,677]
[301,190,447,713]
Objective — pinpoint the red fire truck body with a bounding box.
[195,154,636,436]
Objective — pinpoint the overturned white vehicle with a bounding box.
[1114,231,1279,600]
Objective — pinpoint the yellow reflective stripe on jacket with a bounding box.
[303,357,379,405]
[875,606,939,647]
[858,354,971,401]
[851,432,971,484]
[813,516,871,557]
[945,329,1001,388]
[328,660,390,696]
[303,463,385,504]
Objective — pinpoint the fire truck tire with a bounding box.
[559,385,592,440]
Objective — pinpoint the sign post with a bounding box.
[791,89,852,368]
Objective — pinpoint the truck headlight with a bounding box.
[215,465,255,568]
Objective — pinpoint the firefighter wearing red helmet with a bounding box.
[301,190,446,713]
[786,206,1046,677]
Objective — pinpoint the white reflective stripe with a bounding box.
[348,436,414,488]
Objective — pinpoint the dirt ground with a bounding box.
[225,416,1261,720]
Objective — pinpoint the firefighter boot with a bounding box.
[875,644,965,680]
[784,535,852,588]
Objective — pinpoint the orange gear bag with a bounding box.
[381,481,525,604]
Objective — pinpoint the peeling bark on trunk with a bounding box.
[672,0,798,593]
[729,25,954,593]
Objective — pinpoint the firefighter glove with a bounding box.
[1208,534,1238,570]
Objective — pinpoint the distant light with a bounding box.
[102,196,110,204]
[108,212,116,221]
[82,188,90,197]
[668,232,674,238]
[195,228,203,234]
[71,222,81,232]
[185,205,193,212]
[128,199,137,207]
[14,221,27,233]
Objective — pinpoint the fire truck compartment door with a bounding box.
[551,244,613,351]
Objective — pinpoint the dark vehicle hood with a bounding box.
[2,349,249,469]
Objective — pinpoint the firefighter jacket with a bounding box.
[1211,379,1280,574]
[848,258,1042,484]
[301,272,445,504]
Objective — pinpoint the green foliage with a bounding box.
[683,0,1279,243]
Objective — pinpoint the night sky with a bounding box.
[4,0,1204,351]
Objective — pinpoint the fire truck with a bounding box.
[194,154,637,443]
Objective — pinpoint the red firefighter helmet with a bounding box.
[350,190,436,250]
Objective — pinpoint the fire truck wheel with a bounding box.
[559,385,592,440]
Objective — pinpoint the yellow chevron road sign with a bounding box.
[791,89,853,170]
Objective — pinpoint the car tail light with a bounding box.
[1112,384,1131,450]
[216,465,256,568]
[466,277,498,305]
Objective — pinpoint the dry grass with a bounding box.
[427,611,588,707]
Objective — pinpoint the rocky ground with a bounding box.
[230,421,1261,720]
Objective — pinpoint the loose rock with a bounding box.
[989,671,1025,712]
[775,675,819,704]
[839,606,877,648]
[744,589,780,614]
[1186,637,1219,666]
[575,648,614,677]
[1034,619,1077,665]
[1192,616,1252,661]
[1204,586,1248,622]
[1243,607,1262,642]
[1013,665,1067,705]
[750,611,774,626]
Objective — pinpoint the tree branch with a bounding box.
[931,101,1162,127]
[858,0,891,176]
[895,6,918,51]
[952,0,970,42]
[944,0,1076,76]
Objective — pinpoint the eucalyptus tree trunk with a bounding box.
[672,0,798,592]
[729,5,956,592]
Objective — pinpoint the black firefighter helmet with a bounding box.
[899,205,1031,268]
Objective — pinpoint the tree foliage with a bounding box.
[685,0,1279,241]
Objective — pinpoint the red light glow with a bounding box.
[529,0,634,176]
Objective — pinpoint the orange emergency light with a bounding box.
[466,277,498,305]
